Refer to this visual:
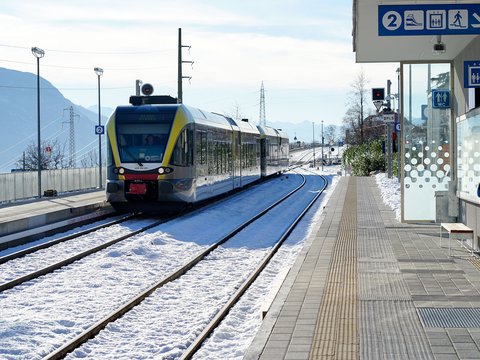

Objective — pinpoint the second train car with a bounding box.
[105,94,289,212]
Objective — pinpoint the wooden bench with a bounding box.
[440,223,474,257]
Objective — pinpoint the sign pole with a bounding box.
[387,123,393,178]
[387,80,393,178]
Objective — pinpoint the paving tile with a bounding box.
[248,178,480,360]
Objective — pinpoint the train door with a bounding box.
[233,131,242,188]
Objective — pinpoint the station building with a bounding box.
[353,0,480,247]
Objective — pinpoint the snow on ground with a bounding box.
[374,173,401,221]
[0,151,402,360]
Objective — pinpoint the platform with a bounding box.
[246,177,480,360]
[0,190,112,249]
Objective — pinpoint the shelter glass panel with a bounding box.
[402,63,451,221]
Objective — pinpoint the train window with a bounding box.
[195,130,207,165]
[115,108,175,164]
[171,129,193,167]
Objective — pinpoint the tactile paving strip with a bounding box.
[309,177,358,360]
[418,307,480,328]
[361,301,434,359]
[357,180,434,360]
[358,272,411,301]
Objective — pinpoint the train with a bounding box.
[105,92,289,212]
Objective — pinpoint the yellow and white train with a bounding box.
[105,95,289,212]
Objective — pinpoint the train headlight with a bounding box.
[119,167,125,174]
[158,167,173,174]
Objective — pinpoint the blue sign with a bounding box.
[95,125,104,135]
[379,4,480,36]
[421,104,428,121]
[395,122,401,132]
[432,90,450,108]
[464,61,480,88]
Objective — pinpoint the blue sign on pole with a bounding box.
[395,122,401,132]
[379,4,480,36]
[464,61,480,88]
[432,90,450,108]
[421,104,428,121]
[95,125,104,135]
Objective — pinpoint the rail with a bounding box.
[43,173,310,359]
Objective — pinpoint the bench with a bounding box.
[440,223,474,257]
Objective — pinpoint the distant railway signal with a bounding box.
[372,87,385,101]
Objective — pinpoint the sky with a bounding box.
[0,0,400,126]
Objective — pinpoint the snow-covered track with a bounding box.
[43,173,314,360]
[0,214,136,265]
[181,173,328,359]
[0,214,174,292]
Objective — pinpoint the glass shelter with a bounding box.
[402,63,452,222]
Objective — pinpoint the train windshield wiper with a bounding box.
[122,146,143,166]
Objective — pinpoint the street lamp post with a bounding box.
[32,47,45,198]
[321,120,324,171]
[312,122,316,168]
[94,67,104,188]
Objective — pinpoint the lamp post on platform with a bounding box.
[312,122,316,168]
[94,67,104,188]
[321,120,324,171]
[32,46,45,198]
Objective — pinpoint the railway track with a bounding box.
[0,214,136,265]
[42,171,327,359]
[0,174,278,294]
[0,214,176,292]
[182,172,328,359]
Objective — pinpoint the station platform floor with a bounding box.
[246,176,480,360]
[0,190,111,249]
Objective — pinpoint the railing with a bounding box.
[0,167,103,203]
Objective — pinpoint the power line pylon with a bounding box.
[259,81,266,126]
[63,106,79,168]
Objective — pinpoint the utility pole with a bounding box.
[177,28,193,104]
[259,81,266,126]
[312,122,316,168]
[63,106,79,168]
[386,79,393,178]
[321,120,324,171]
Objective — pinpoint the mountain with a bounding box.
[0,67,108,172]
[87,105,115,117]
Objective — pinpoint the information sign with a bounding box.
[383,113,395,123]
[95,125,105,135]
[464,61,480,88]
[432,90,450,108]
[379,4,480,36]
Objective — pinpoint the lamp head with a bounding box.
[94,67,104,76]
[31,47,45,58]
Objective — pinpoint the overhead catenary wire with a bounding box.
[0,58,175,71]
[0,43,176,55]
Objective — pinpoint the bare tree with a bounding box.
[15,139,67,170]
[80,148,99,168]
[325,125,337,145]
[225,101,244,122]
[343,70,373,145]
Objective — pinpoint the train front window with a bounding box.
[115,108,176,164]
